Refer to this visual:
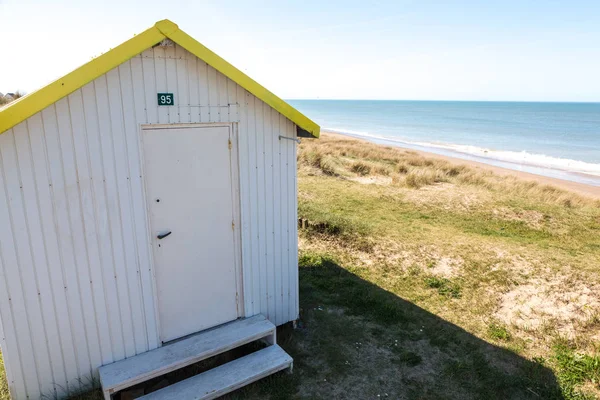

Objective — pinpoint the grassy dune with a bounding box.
[292,133,600,399]
[1,133,599,399]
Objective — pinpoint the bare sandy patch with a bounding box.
[493,207,548,229]
[426,257,464,278]
[490,250,538,277]
[402,182,491,212]
[495,276,600,337]
[350,175,393,185]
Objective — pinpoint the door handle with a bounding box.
[157,231,172,240]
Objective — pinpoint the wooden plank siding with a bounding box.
[0,44,299,400]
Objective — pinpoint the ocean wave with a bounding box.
[325,127,600,177]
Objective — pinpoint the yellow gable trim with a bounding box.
[164,25,320,138]
[0,26,165,134]
[0,20,320,138]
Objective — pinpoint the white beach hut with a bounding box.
[0,19,319,399]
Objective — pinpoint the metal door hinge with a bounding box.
[232,220,235,230]
[228,139,232,150]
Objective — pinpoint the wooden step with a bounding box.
[99,315,275,398]
[139,345,293,400]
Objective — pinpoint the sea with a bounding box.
[288,100,600,186]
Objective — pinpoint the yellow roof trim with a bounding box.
[0,19,320,138]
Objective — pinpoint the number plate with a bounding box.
[157,93,174,106]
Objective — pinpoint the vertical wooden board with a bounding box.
[55,98,98,380]
[41,106,91,391]
[287,120,299,320]
[0,263,25,400]
[229,124,243,317]
[165,50,179,124]
[16,115,69,395]
[105,69,140,357]
[81,82,121,366]
[216,72,228,123]
[142,50,158,124]
[278,114,291,325]
[283,119,292,321]
[188,57,201,123]
[93,76,128,361]
[207,65,219,122]
[236,86,253,317]
[272,112,283,325]
[262,106,275,321]
[67,90,108,372]
[118,61,154,354]
[227,79,237,122]
[246,94,260,317]
[141,47,154,58]
[153,46,169,124]
[163,41,176,59]
[236,86,254,316]
[175,45,191,124]
[197,60,210,122]
[254,99,267,316]
[130,57,148,125]
[0,129,39,399]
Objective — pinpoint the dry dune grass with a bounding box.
[298,133,598,209]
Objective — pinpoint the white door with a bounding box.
[142,125,239,343]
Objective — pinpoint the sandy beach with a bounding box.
[323,130,600,200]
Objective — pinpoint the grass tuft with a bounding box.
[553,341,600,396]
[350,161,371,176]
[424,276,462,298]
[488,323,512,341]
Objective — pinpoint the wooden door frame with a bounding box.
[138,122,245,346]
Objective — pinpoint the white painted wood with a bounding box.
[139,344,292,400]
[272,112,284,324]
[229,124,244,317]
[0,43,300,399]
[99,315,275,396]
[141,125,239,342]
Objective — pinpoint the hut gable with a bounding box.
[0,19,319,138]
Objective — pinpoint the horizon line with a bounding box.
[285,98,600,104]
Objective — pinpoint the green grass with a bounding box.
[293,133,600,399]
[424,276,462,298]
[553,341,600,399]
[488,323,512,341]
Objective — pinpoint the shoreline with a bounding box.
[323,131,600,199]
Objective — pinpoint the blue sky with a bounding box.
[1,0,599,101]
